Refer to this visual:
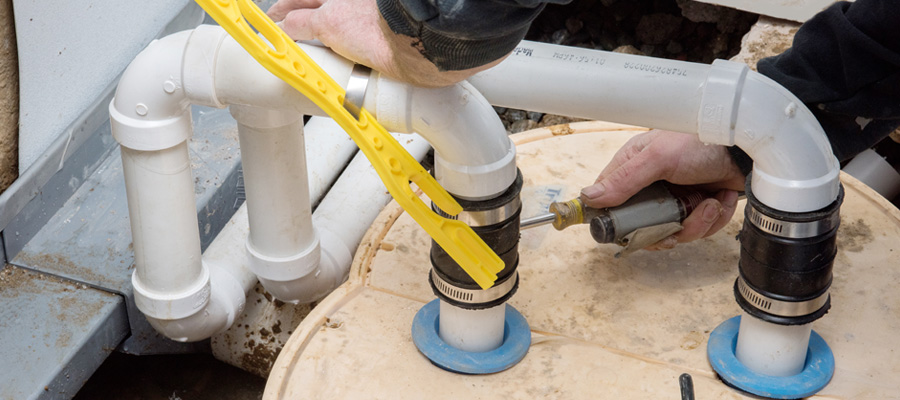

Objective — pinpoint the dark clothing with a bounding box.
[731,0,900,174]
[376,0,900,172]
[756,0,900,164]
[377,0,571,71]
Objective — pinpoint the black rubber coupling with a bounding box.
[734,177,844,326]
[429,170,523,309]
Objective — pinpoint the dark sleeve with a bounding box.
[730,0,900,171]
[377,0,571,71]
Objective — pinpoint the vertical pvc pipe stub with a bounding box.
[411,299,530,374]
[707,315,834,399]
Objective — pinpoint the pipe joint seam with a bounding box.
[183,25,228,108]
[110,103,193,151]
[749,166,841,213]
[246,235,321,282]
[111,30,193,152]
[435,139,517,200]
[207,263,248,330]
[230,105,302,129]
[698,59,748,146]
[132,262,211,320]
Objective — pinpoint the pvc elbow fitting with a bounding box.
[141,262,247,342]
[370,75,517,200]
[698,59,841,213]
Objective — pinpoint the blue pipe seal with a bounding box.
[411,299,531,374]
[707,315,834,399]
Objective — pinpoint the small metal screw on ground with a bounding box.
[679,373,695,400]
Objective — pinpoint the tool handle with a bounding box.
[588,182,703,244]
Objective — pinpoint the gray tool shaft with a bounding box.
[520,212,555,229]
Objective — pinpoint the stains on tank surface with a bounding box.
[549,123,575,136]
[271,319,283,335]
[679,331,705,350]
[838,218,873,253]
[240,339,281,377]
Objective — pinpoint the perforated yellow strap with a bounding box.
[196,0,503,289]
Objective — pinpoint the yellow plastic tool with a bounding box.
[196,0,503,289]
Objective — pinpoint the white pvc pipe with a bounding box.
[147,204,258,342]
[439,301,506,353]
[313,132,431,255]
[469,41,709,135]
[121,143,207,315]
[232,105,321,304]
[211,31,354,114]
[735,312,812,376]
[367,75,516,200]
[844,149,900,200]
[304,117,359,204]
[470,41,840,213]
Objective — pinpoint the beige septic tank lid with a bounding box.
[264,121,900,399]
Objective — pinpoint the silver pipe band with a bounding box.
[342,64,371,119]
[746,204,840,239]
[737,276,829,318]
[434,196,521,227]
[431,269,517,305]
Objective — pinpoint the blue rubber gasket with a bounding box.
[411,299,531,374]
[707,315,835,399]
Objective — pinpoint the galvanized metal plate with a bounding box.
[0,265,128,399]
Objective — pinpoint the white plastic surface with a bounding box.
[183,25,228,108]
[120,143,203,295]
[439,301,506,353]
[694,0,837,22]
[233,106,320,302]
[731,68,841,212]
[110,31,193,152]
[312,132,431,252]
[369,75,516,200]
[843,149,900,200]
[303,117,359,200]
[213,37,354,115]
[469,40,709,134]
[735,312,813,377]
[471,42,841,213]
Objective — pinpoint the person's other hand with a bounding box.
[268,0,503,88]
[580,130,745,250]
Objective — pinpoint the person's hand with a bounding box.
[267,0,502,88]
[581,130,745,250]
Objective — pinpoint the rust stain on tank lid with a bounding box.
[549,124,575,136]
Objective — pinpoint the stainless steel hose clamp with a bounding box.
[343,64,372,119]
[434,196,522,227]
[737,275,829,318]
[431,269,518,305]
